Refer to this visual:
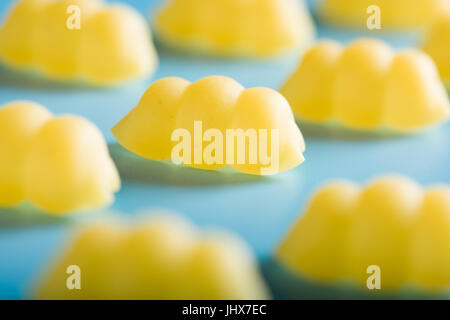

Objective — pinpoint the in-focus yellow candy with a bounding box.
[423,16,450,86]
[277,175,450,292]
[112,76,305,175]
[154,0,315,57]
[318,0,450,29]
[34,214,270,299]
[0,101,120,214]
[281,39,450,132]
[0,0,157,85]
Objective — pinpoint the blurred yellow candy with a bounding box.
[276,181,360,283]
[277,175,450,292]
[281,39,450,132]
[34,214,270,299]
[0,0,157,85]
[319,0,450,29]
[423,16,450,85]
[410,188,450,290]
[112,76,305,175]
[154,0,315,57]
[0,101,52,206]
[0,101,120,214]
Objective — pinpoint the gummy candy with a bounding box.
[318,0,450,29]
[277,175,450,292]
[0,0,157,85]
[112,76,305,175]
[0,101,120,213]
[154,0,315,57]
[423,16,450,86]
[281,39,450,131]
[34,214,270,299]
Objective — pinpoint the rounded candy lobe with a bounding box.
[80,4,157,85]
[0,101,52,206]
[281,41,343,122]
[333,39,393,129]
[230,88,305,175]
[23,116,120,213]
[346,176,423,289]
[175,76,244,171]
[384,51,450,130]
[111,77,190,160]
[184,233,269,300]
[277,181,360,282]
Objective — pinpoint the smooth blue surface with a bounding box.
[0,0,449,299]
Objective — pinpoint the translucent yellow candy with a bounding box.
[0,101,120,214]
[410,188,450,290]
[277,175,450,292]
[276,181,360,283]
[423,16,450,85]
[0,101,52,206]
[0,0,157,85]
[154,0,315,57]
[281,39,450,132]
[112,76,305,175]
[34,214,270,300]
[318,0,450,29]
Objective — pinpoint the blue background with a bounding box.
[0,0,449,299]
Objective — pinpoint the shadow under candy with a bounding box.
[0,204,66,229]
[109,143,270,187]
[260,257,450,300]
[0,204,112,229]
[0,64,115,91]
[296,119,433,141]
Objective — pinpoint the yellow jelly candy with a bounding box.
[0,101,52,206]
[0,0,157,85]
[410,188,450,290]
[34,214,270,299]
[277,175,450,292]
[154,0,315,57]
[0,101,120,214]
[423,16,450,85]
[318,0,450,29]
[281,39,450,132]
[112,76,305,175]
